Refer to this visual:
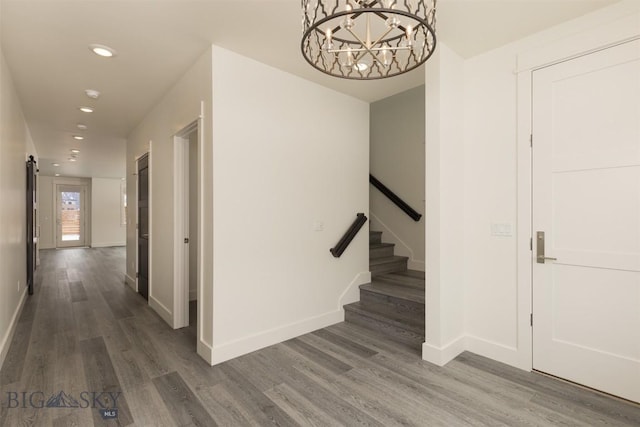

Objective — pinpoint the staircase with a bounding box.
[343,230,425,350]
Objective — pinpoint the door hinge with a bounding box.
[184,238,189,244]
[530,134,533,147]
[530,237,532,251]
[136,272,139,278]
[136,223,139,230]
[530,313,533,327]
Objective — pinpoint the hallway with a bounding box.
[1,248,639,426]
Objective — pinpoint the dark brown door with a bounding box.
[138,154,149,300]
[26,155,36,295]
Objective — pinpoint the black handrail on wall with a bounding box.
[330,213,368,258]
[369,174,422,222]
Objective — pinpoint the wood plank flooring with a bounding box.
[1,247,639,426]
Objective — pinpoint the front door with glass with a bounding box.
[56,184,86,248]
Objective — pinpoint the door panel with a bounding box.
[26,156,36,295]
[532,40,640,403]
[138,154,149,300]
[56,184,86,248]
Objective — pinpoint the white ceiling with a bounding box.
[0,0,619,178]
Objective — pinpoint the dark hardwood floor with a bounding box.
[1,247,639,426]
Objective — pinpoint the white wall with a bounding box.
[38,175,54,249]
[210,46,369,364]
[126,46,214,362]
[188,131,198,301]
[0,45,38,369]
[462,43,523,367]
[37,176,92,249]
[423,43,467,365]
[370,86,425,270]
[91,177,126,247]
[425,0,640,369]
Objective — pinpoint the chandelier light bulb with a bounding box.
[381,47,390,66]
[406,25,414,47]
[386,15,400,29]
[346,48,354,67]
[325,28,333,50]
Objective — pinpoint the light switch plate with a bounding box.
[491,222,513,237]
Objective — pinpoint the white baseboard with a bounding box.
[0,289,28,371]
[465,335,530,371]
[338,271,371,308]
[125,274,136,290]
[422,335,466,366]
[189,289,197,301]
[211,310,343,365]
[91,242,126,248]
[149,295,174,328]
[198,339,214,365]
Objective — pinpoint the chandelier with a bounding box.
[301,0,437,80]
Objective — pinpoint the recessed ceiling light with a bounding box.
[52,163,60,167]
[79,106,94,113]
[55,173,60,177]
[85,89,100,99]
[70,149,80,154]
[89,44,116,58]
[73,135,84,140]
[77,123,88,130]
[68,158,77,162]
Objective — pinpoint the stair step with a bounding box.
[360,291,424,319]
[375,271,425,289]
[369,256,408,276]
[369,243,395,259]
[369,230,382,245]
[344,302,424,350]
[361,280,425,305]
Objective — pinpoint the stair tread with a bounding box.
[369,255,409,267]
[375,271,425,289]
[400,270,425,279]
[369,242,394,249]
[344,302,424,332]
[361,280,425,304]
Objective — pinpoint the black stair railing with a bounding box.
[330,213,368,258]
[369,174,422,222]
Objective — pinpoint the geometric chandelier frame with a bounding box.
[301,0,437,79]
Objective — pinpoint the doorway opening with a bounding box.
[56,184,87,248]
[173,120,201,335]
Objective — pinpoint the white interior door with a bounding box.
[532,40,640,403]
[56,184,86,248]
